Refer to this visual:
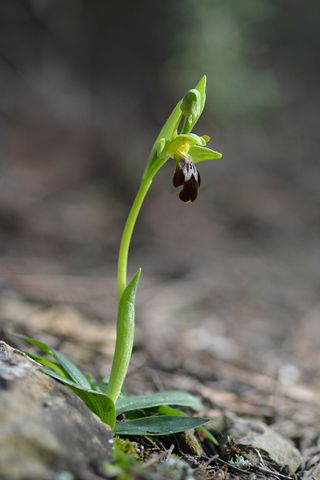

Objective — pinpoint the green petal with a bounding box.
[168,133,206,156]
[190,145,222,163]
[180,133,206,145]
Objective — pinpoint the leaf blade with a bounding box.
[106,269,141,403]
[143,100,183,179]
[115,390,204,416]
[114,415,210,436]
[12,332,91,389]
[51,347,91,389]
[11,332,54,356]
[12,333,116,428]
[41,366,84,388]
[24,352,72,379]
[42,367,116,429]
[69,386,116,430]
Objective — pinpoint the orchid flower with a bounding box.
[157,131,219,202]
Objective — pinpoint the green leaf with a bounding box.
[42,366,116,430]
[198,426,219,446]
[12,333,116,428]
[115,390,204,416]
[154,404,219,445]
[190,145,222,163]
[23,351,72,380]
[155,405,187,416]
[181,75,207,134]
[41,366,84,388]
[11,332,91,389]
[156,405,218,445]
[195,75,207,118]
[50,347,91,389]
[155,101,184,144]
[114,415,210,436]
[106,269,141,403]
[143,100,183,179]
[11,332,54,356]
[156,406,218,444]
[69,386,116,430]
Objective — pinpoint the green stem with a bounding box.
[117,159,168,304]
[117,176,152,305]
[106,159,168,404]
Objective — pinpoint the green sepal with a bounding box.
[181,75,207,134]
[106,269,141,403]
[189,145,222,163]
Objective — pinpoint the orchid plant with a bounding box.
[14,76,222,439]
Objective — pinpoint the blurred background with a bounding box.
[0,0,320,386]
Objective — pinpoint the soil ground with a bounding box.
[1,161,320,479]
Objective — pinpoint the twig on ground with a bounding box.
[250,462,294,480]
[192,455,219,472]
[303,463,320,480]
[144,444,175,467]
[255,448,266,467]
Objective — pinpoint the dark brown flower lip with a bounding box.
[172,156,201,203]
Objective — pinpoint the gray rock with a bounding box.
[220,418,301,475]
[0,341,113,479]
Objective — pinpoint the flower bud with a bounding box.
[180,89,201,123]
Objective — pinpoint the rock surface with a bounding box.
[0,341,113,479]
[220,418,302,475]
